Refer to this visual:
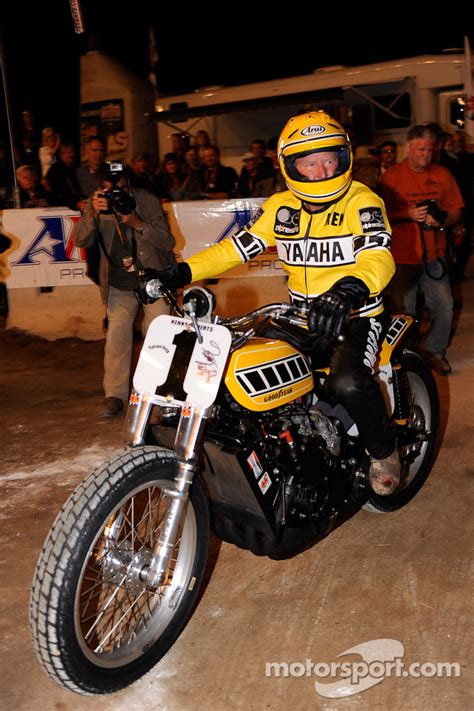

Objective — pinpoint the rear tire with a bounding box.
[364,350,439,513]
[30,446,210,695]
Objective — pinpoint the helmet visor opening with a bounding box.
[284,145,350,183]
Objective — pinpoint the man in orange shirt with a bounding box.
[379,125,464,375]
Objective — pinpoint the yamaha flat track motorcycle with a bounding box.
[30,278,439,695]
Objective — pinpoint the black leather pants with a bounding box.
[324,314,395,459]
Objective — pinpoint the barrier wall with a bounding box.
[0,200,288,340]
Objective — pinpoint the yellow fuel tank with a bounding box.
[224,338,314,412]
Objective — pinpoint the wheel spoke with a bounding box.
[131,496,135,554]
[147,488,154,547]
[76,482,191,658]
[94,589,147,653]
[83,575,127,641]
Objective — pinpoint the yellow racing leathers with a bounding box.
[187,181,395,318]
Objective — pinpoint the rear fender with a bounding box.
[377,315,415,416]
[379,315,415,366]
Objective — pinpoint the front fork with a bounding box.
[125,394,210,588]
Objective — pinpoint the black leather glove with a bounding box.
[155,262,192,289]
[134,263,192,304]
[308,277,370,339]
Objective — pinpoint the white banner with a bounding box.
[171,198,283,279]
[2,208,88,288]
[2,198,282,289]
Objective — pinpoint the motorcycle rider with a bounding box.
[156,112,399,495]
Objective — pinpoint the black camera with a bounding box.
[416,199,447,226]
[99,161,136,215]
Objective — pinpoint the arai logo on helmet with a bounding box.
[301,125,325,136]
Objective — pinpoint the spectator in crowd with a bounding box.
[183,146,203,198]
[17,135,41,174]
[237,152,274,197]
[421,122,452,166]
[21,109,40,146]
[352,145,379,191]
[72,164,176,418]
[379,125,464,375]
[377,140,398,175]
[237,152,259,197]
[156,152,196,201]
[250,139,275,178]
[422,122,463,177]
[16,109,41,171]
[46,143,82,210]
[445,132,473,187]
[266,136,287,193]
[170,132,189,167]
[16,165,51,208]
[198,146,237,199]
[75,135,108,283]
[421,123,471,281]
[75,135,107,204]
[39,127,60,178]
[194,129,211,161]
[184,145,200,168]
[127,152,161,197]
[184,146,200,170]
[444,132,474,281]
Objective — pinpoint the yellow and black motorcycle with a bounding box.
[30,279,439,696]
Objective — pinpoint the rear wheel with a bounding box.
[364,351,439,513]
[30,446,210,695]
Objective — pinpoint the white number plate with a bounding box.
[133,315,232,408]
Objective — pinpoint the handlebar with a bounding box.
[138,271,347,348]
[138,270,347,349]
[220,302,307,328]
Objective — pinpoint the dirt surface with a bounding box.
[1,270,473,710]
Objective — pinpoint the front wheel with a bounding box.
[30,446,210,695]
[364,350,439,513]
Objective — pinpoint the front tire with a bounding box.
[30,446,210,695]
[364,350,439,513]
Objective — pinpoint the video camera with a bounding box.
[99,161,136,215]
[416,199,447,226]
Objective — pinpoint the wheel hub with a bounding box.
[125,550,153,594]
[101,543,154,593]
[400,404,426,461]
[408,404,426,432]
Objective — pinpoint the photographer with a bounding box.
[379,125,463,375]
[73,163,176,417]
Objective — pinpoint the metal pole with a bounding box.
[0,28,20,207]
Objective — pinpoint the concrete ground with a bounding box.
[1,267,473,711]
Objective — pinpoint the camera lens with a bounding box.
[111,190,136,215]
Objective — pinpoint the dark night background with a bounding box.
[1,1,473,151]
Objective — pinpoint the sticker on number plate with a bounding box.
[133,315,232,407]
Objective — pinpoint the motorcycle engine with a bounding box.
[255,397,344,481]
[308,406,341,456]
[214,391,357,508]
